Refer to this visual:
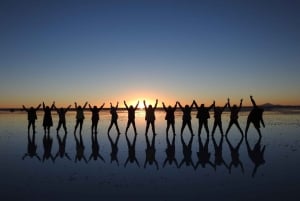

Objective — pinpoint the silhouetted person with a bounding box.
[245,96,265,137]
[193,100,214,136]
[162,102,177,135]
[89,133,105,162]
[42,101,55,134]
[108,132,120,166]
[124,133,140,168]
[163,132,178,168]
[54,133,71,161]
[195,135,215,170]
[89,102,105,134]
[124,100,139,135]
[54,104,71,134]
[144,99,158,135]
[144,134,159,170]
[22,131,41,161]
[246,135,266,177]
[23,104,41,133]
[212,135,229,170]
[74,132,87,163]
[107,102,121,135]
[74,101,88,134]
[212,101,228,136]
[43,132,54,162]
[179,135,195,168]
[226,135,244,174]
[225,98,244,136]
[177,101,194,136]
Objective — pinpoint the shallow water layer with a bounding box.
[0,109,300,201]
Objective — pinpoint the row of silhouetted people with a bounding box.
[22,96,265,137]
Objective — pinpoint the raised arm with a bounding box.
[250,95,257,107]
[124,101,128,109]
[154,99,158,109]
[36,104,41,110]
[174,102,178,109]
[162,102,167,110]
[135,101,139,110]
[239,99,243,111]
[83,101,88,109]
[99,103,105,110]
[222,102,228,112]
[66,105,72,111]
[51,101,55,110]
[209,101,215,110]
[74,102,77,109]
[43,102,45,109]
[227,98,231,110]
[116,102,119,109]
[88,104,92,110]
[143,100,147,109]
[22,105,27,111]
[177,101,183,110]
[192,100,198,109]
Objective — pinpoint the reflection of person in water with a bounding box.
[22,104,41,133]
[89,133,105,162]
[43,132,54,162]
[74,132,87,163]
[162,102,177,135]
[108,132,120,166]
[124,100,139,135]
[246,135,266,177]
[54,133,71,161]
[225,98,244,136]
[179,135,195,168]
[74,102,88,134]
[226,135,244,174]
[124,133,140,167]
[54,104,72,134]
[163,133,178,168]
[107,102,121,135]
[144,99,158,135]
[42,102,55,134]
[195,135,215,170]
[212,101,227,136]
[22,132,41,161]
[89,102,105,134]
[177,101,194,136]
[212,135,228,170]
[144,134,159,170]
[193,100,214,136]
[245,96,265,137]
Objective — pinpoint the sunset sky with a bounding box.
[0,0,299,108]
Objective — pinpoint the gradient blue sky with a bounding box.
[1,0,299,108]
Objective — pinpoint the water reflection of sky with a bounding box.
[0,110,300,200]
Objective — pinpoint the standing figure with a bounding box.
[193,100,214,136]
[89,102,105,134]
[212,101,228,135]
[144,99,158,135]
[42,102,55,134]
[54,104,71,134]
[225,98,244,136]
[74,101,88,134]
[124,100,139,135]
[177,101,194,136]
[107,102,121,135]
[245,96,265,137]
[22,104,41,133]
[162,102,177,135]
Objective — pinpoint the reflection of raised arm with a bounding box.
[135,101,139,110]
[250,95,257,107]
[124,101,128,109]
[83,102,88,109]
[154,99,158,109]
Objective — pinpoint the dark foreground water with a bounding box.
[0,109,300,201]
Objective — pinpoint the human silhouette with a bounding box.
[179,135,195,168]
[195,135,215,170]
[108,132,121,166]
[225,98,244,136]
[177,101,194,136]
[226,135,244,174]
[42,102,55,134]
[162,102,177,135]
[89,133,105,162]
[74,101,88,134]
[42,132,55,162]
[246,135,266,177]
[54,104,71,134]
[22,104,41,133]
[74,132,87,163]
[245,96,265,137]
[124,133,140,168]
[193,100,214,136]
[163,133,178,168]
[22,131,41,161]
[107,102,121,135]
[144,134,159,170]
[144,99,158,135]
[124,100,139,135]
[212,101,228,136]
[54,133,71,161]
[212,135,229,170]
[89,102,105,134]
